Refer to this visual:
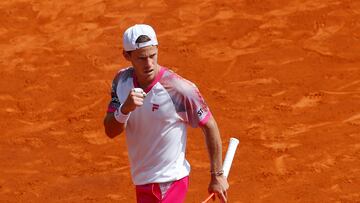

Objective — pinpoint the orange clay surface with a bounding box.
[1,0,360,202]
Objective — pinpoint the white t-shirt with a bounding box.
[107,66,212,185]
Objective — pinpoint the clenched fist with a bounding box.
[120,88,146,115]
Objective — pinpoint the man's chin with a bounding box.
[136,69,158,84]
[144,69,157,78]
[141,73,155,82]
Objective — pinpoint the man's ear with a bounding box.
[123,50,131,61]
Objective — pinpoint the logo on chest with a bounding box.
[152,103,160,111]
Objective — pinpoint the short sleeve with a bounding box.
[107,72,122,113]
[158,69,212,127]
[184,84,212,128]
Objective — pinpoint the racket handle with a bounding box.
[201,138,239,202]
[201,193,215,203]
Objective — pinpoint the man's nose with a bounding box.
[145,57,153,67]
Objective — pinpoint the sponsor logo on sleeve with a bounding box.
[197,108,204,117]
[111,97,120,103]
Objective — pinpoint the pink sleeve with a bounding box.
[160,69,211,128]
[184,85,211,128]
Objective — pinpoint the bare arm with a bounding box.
[201,115,229,202]
[103,112,125,138]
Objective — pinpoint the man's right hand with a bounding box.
[121,88,146,114]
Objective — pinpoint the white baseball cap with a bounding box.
[123,24,158,51]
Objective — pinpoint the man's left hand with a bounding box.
[208,175,229,203]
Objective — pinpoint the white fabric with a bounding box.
[109,67,211,185]
[123,24,158,51]
[121,82,190,185]
[114,104,130,124]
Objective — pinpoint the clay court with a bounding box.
[1,0,359,202]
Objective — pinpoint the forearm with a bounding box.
[202,116,223,172]
[202,116,229,202]
[103,113,125,138]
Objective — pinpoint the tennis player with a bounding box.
[104,24,229,203]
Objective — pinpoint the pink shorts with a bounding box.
[135,176,189,203]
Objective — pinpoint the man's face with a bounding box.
[125,45,159,85]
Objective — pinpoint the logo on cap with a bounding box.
[123,24,158,51]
